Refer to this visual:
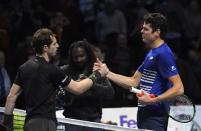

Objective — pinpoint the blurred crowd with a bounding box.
[1,0,201,109]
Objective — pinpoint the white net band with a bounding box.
[0,107,151,131]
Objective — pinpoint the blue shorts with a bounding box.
[137,107,169,131]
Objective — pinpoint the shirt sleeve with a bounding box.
[157,52,178,78]
[14,68,23,87]
[52,66,71,87]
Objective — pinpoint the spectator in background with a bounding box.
[175,54,201,104]
[185,0,201,53]
[0,4,11,52]
[60,40,114,131]
[15,36,35,67]
[96,0,127,43]
[155,0,187,58]
[108,33,131,75]
[104,33,136,107]
[49,11,71,65]
[50,11,70,44]
[79,0,97,42]
[91,44,105,62]
[183,0,201,89]
[0,51,11,106]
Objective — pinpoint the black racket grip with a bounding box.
[3,114,13,130]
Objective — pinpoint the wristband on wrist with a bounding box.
[61,75,71,86]
[88,71,101,83]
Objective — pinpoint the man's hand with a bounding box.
[93,58,109,77]
[136,91,157,105]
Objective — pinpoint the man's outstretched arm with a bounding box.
[94,59,142,90]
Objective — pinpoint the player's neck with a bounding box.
[151,38,164,49]
[36,53,50,62]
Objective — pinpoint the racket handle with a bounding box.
[149,94,156,98]
[137,93,156,98]
[136,92,144,97]
[130,87,156,98]
[130,87,142,94]
[3,114,13,129]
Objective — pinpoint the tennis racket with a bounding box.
[130,87,196,123]
[0,120,11,131]
[0,108,25,131]
[0,123,8,131]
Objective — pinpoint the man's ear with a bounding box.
[155,29,161,37]
[43,45,48,52]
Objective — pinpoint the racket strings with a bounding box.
[173,96,192,106]
[169,95,195,123]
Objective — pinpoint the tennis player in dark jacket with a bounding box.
[3,28,108,131]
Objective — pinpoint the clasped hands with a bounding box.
[93,58,109,77]
[93,58,157,105]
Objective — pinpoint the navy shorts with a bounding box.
[137,107,169,131]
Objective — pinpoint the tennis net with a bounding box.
[0,107,150,131]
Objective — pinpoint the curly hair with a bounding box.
[68,40,96,76]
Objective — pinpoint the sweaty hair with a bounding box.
[143,13,168,39]
[32,28,55,54]
[68,40,96,75]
